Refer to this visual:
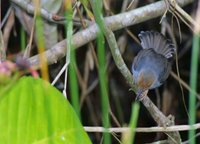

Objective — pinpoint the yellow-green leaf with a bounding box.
[0,76,91,144]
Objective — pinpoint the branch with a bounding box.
[10,0,65,23]
[141,96,181,143]
[84,123,200,133]
[10,0,90,26]
[28,0,193,67]
[0,30,6,61]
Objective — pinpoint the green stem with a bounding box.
[20,27,26,51]
[90,0,111,143]
[65,1,81,119]
[97,32,111,144]
[189,34,199,144]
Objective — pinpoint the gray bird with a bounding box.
[132,31,175,100]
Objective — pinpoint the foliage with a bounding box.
[0,77,91,144]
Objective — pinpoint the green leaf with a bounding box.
[0,77,91,144]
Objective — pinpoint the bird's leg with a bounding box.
[135,90,149,101]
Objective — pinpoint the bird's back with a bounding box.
[132,31,175,89]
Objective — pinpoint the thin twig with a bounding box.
[168,0,200,30]
[23,5,37,58]
[84,123,200,133]
[2,9,15,51]
[51,61,69,85]
[194,0,200,34]
[125,28,140,44]
[121,0,129,12]
[1,7,12,29]
[182,132,200,144]
[170,71,200,100]
[0,30,5,61]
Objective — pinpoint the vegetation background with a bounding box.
[1,0,200,143]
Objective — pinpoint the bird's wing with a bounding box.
[158,58,172,84]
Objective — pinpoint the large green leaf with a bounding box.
[0,77,91,144]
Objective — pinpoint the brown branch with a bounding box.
[0,30,5,61]
[10,0,90,26]
[10,0,65,23]
[2,9,15,55]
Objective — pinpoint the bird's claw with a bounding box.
[135,90,148,101]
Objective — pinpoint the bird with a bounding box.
[131,31,176,101]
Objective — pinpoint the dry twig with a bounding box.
[84,123,200,133]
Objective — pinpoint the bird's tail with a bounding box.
[138,31,175,59]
